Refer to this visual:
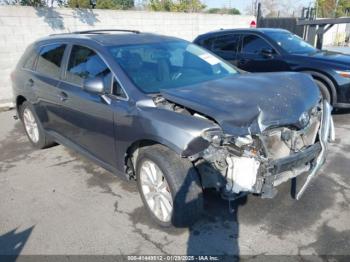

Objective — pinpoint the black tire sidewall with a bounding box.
[136,145,203,228]
[314,79,331,103]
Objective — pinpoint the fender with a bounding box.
[298,70,337,104]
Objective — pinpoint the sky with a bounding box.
[203,0,314,14]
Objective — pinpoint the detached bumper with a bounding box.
[261,100,334,199]
[295,100,334,199]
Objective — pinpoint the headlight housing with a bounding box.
[335,70,350,78]
[201,127,224,145]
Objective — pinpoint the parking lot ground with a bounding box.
[0,109,350,256]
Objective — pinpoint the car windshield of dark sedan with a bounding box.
[266,31,317,54]
[109,41,238,93]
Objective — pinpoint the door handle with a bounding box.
[58,91,68,102]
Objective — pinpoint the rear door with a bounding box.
[237,34,289,72]
[55,44,116,166]
[30,43,67,130]
[210,33,240,66]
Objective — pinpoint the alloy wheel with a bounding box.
[23,107,39,143]
[140,160,173,222]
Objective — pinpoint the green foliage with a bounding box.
[97,0,134,9]
[148,0,206,12]
[316,0,350,17]
[19,0,45,6]
[207,8,220,14]
[207,7,240,15]
[148,0,173,11]
[67,0,134,9]
[67,0,90,8]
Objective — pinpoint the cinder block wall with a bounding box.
[0,6,254,106]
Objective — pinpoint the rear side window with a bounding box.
[200,37,214,49]
[242,35,272,54]
[66,45,111,87]
[36,44,66,78]
[212,34,240,52]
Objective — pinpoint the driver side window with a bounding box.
[242,35,275,54]
[66,45,111,88]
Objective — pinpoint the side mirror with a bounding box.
[260,48,275,58]
[83,77,105,94]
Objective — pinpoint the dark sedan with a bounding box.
[194,28,350,109]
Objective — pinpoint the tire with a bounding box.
[19,101,55,149]
[313,79,331,103]
[136,144,204,227]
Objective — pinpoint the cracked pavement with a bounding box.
[0,109,349,256]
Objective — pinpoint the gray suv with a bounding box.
[12,30,334,227]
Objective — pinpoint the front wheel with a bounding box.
[136,144,204,227]
[314,79,331,104]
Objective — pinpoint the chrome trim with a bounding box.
[296,100,334,200]
[101,94,112,105]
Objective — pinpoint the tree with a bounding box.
[67,0,134,9]
[96,0,134,9]
[148,0,173,11]
[245,0,304,17]
[207,7,240,15]
[316,0,350,17]
[148,0,206,12]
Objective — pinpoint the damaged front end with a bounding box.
[190,100,334,202]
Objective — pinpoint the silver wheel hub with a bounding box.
[140,160,173,222]
[23,108,39,143]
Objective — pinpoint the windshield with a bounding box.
[109,41,238,93]
[266,31,317,54]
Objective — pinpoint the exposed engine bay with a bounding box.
[154,95,335,201]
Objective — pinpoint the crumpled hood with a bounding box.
[160,72,320,136]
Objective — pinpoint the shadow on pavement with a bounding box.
[173,166,246,258]
[0,226,34,262]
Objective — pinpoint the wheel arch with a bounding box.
[124,139,181,179]
[16,95,27,119]
[296,69,337,103]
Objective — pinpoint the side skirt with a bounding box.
[46,130,128,180]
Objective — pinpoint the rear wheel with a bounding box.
[20,101,55,149]
[136,144,204,227]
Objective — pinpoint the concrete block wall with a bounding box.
[0,6,255,106]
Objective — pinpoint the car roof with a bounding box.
[36,31,183,47]
[197,28,290,38]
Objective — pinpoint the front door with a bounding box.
[55,44,116,167]
[237,34,289,72]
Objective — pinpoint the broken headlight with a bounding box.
[201,127,224,146]
[234,135,253,147]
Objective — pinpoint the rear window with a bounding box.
[23,49,37,70]
[36,44,66,78]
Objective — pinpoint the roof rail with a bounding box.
[72,29,140,34]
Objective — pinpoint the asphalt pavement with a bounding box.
[0,109,349,257]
